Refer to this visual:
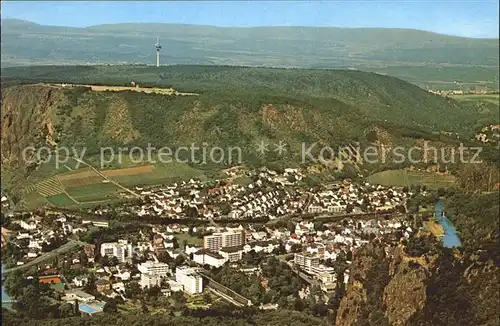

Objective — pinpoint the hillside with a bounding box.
[3,65,496,132]
[1,19,498,90]
[1,66,498,207]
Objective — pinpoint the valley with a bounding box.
[1,65,498,210]
[0,13,498,326]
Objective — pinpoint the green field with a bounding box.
[21,191,50,210]
[367,169,456,189]
[17,157,209,209]
[108,162,207,187]
[174,233,203,246]
[46,193,76,206]
[65,183,122,202]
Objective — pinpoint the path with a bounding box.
[72,158,141,198]
[3,240,85,275]
[55,175,80,205]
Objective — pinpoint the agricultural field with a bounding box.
[21,191,50,210]
[65,183,123,202]
[57,167,106,188]
[367,169,456,189]
[448,94,499,105]
[19,158,208,209]
[46,193,76,207]
[107,162,207,187]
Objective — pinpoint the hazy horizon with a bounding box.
[2,1,499,38]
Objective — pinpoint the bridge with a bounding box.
[175,248,253,307]
[3,240,84,275]
[198,270,253,307]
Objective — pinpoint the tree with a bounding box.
[99,255,110,266]
[157,250,172,263]
[290,243,302,253]
[103,299,118,313]
[141,301,149,313]
[146,286,161,298]
[108,256,119,266]
[83,275,96,293]
[59,302,74,318]
[4,270,26,298]
[172,237,179,249]
[247,283,264,304]
[173,254,185,268]
[262,289,278,304]
[125,281,142,299]
[203,291,212,304]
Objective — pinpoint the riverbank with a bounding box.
[434,200,462,248]
[1,227,12,247]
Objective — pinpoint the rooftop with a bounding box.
[219,245,243,253]
[65,289,95,299]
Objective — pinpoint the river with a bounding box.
[434,200,462,248]
[1,264,10,302]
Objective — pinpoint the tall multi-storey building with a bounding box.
[203,234,223,251]
[203,230,245,251]
[294,252,320,272]
[139,273,162,289]
[175,266,203,294]
[100,240,133,263]
[137,261,170,277]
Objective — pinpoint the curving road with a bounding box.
[3,239,85,275]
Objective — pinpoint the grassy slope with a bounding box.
[367,169,456,189]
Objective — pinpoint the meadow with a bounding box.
[448,94,499,105]
[367,169,456,189]
[19,155,208,210]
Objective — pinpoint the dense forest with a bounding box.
[1,308,329,326]
[2,65,497,133]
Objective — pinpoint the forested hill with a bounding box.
[2,65,497,134]
[1,19,498,89]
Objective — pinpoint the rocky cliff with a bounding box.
[335,237,499,326]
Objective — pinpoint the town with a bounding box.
[1,167,417,316]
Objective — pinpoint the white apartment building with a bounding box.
[203,234,223,251]
[218,246,243,262]
[18,219,38,231]
[62,290,96,303]
[140,273,162,289]
[175,266,203,294]
[294,252,320,272]
[318,272,337,293]
[203,230,245,251]
[100,240,133,263]
[193,250,227,268]
[306,243,326,257]
[138,261,170,277]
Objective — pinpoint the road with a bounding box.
[3,239,85,275]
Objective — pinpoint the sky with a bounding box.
[1,0,499,38]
